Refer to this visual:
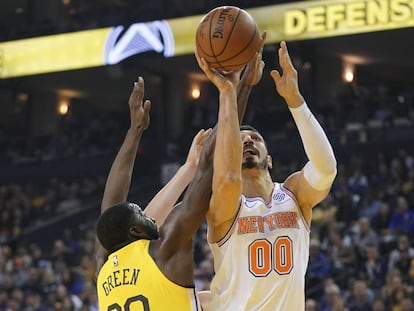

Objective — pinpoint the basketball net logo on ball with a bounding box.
[196,6,261,72]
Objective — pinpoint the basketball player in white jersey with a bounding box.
[197,41,337,310]
[95,31,266,310]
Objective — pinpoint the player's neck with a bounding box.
[242,169,273,202]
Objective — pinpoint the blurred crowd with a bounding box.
[0,228,98,310]
[1,113,126,166]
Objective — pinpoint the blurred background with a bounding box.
[1,0,414,310]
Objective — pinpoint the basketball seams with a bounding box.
[195,12,215,58]
[216,26,259,64]
[209,9,221,65]
[214,8,241,57]
[212,8,241,72]
[206,26,259,71]
[196,34,213,58]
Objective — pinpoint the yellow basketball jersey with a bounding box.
[97,240,201,311]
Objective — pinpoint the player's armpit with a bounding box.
[206,190,241,243]
[303,161,337,191]
[284,170,331,223]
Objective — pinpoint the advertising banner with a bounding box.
[1,0,413,78]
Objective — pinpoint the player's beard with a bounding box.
[146,225,160,240]
[142,219,160,240]
[242,157,268,170]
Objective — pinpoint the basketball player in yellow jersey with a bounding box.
[197,41,337,310]
[94,33,266,311]
[94,77,212,311]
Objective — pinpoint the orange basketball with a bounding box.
[195,6,261,72]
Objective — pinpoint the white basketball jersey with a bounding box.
[205,183,310,311]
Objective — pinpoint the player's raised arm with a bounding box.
[95,77,150,271]
[195,50,243,242]
[270,41,337,220]
[100,77,150,211]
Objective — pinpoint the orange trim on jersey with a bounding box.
[216,203,242,247]
[280,183,310,232]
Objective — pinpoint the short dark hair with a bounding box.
[240,125,259,132]
[96,202,134,252]
[240,125,269,150]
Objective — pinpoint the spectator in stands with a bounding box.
[312,193,337,237]
[352,217,379,259]
[23,292,43,311]
[305,298,319,311]
[393,247,414,282]
[358,244,387,294]
[332,297,349,311]
[330,169,356,226]
[400,297,414,311]
[371,202,392,236]
[320,282,342,311]
[347,166,369,196]
[307,239,331,298]
[323,225,356,288]
[359,192,383,220]
[388,234,414,273]
[381,268,414,310]
[389,195,414,238]
[370,154,390,190]
[346,280,374,311]
[372,297,386,311]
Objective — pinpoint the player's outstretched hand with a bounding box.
[129,76,151,132]
[270,41,304,108]
[185,128,213,169]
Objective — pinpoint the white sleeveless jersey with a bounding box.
[205,183,310,311]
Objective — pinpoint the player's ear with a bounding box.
[129,225,143,239]
[267,155,273,170]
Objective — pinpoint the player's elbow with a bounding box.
[323,160,337,184]
[323,168,337,187]
[325,156,337,177]
[304,161,337,191]
[317,153,337,182]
